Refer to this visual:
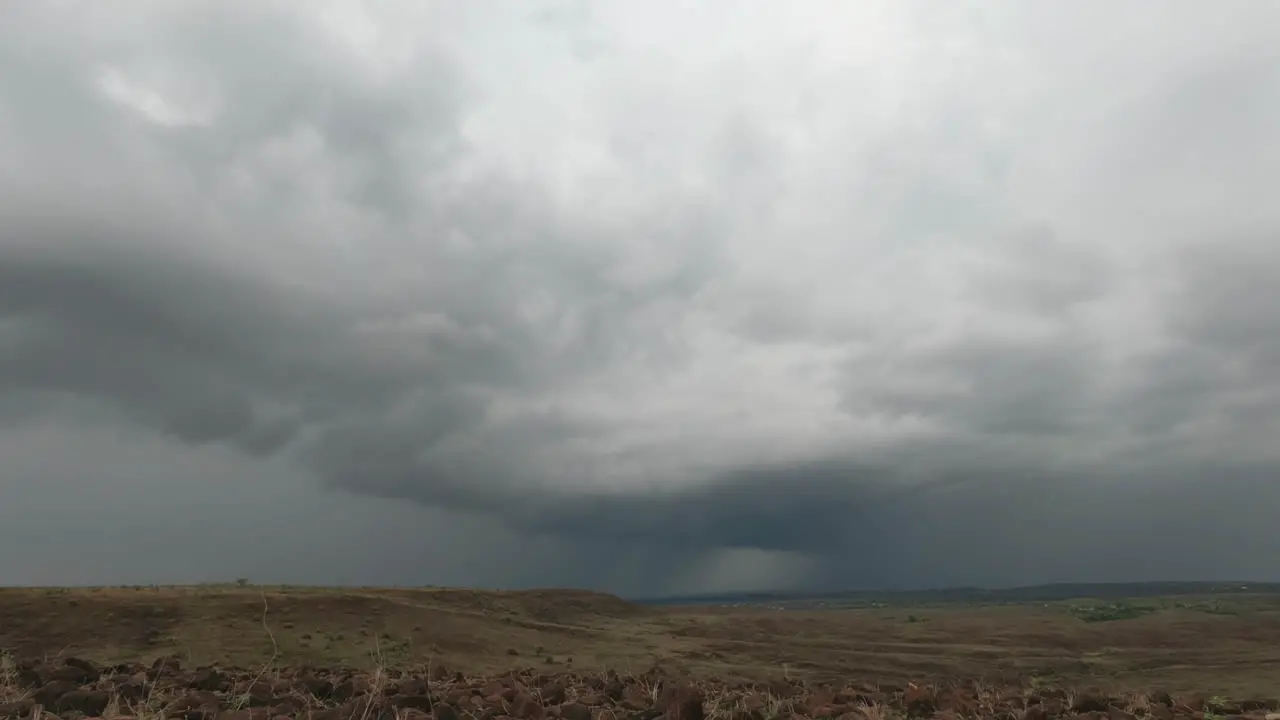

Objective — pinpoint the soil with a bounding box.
[3,586,1280,720]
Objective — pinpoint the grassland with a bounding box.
[3,584,1280,700]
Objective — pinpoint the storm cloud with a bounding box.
[3,1,1280,596]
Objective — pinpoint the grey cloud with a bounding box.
[4,1,1280,593]
[1107,239,1280,462]
[850,333,1097,438]
[1166,241,1280,372]
[970,228,1113,316]
[0,244,303,454]
[0,0,729,548]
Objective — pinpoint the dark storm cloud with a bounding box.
[4,0,1280,592]
[0,0,730,544]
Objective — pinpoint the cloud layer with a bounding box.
[4,1,1280,595]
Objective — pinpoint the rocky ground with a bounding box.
[3,655,1279,720]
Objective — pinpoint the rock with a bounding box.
[167,691,221,712]
[862,692,889,706]
[834,691,863,706]
[5,657,1266,720]
[148,656,183,681]
[270,700,303,717]
[397,678,429,696]
[48,663,99,684]
[0,700,37,718]
[15,665,43,689]
[1108,708,1137,720]
[331,679,358,702]
[804,691,837,717]
[294,676,333,700]
[214,710,273,720]
[444,689,472,706]
[604,681,626,701]
[243,680,276,707]
[661,685,704,720]
[346,696,392,718]
[741,693,768,713]
[392,695,436,713]
[512,693,546,720]
[904,685,937,717]
[764,679,799,699]
[1180,696,1207,712]
[560,702,593,720]
[1071,695,1112,714]
[56,690,111,717]
[190,668,231,692]
[434,705,462,720]
[542,683,567,706]
[32,680,82,708]
[116,678,149,704]
[937,689,978,716]
[64,657,101,679]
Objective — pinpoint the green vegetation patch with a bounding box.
[1174,600,1239,615]
[1068,601,1160,622]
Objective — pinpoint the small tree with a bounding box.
[235,577,250,587]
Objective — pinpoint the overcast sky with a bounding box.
[2,1,1280,597]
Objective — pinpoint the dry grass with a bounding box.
[2,586,1280,697]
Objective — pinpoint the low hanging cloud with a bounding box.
[4,0,1280,593]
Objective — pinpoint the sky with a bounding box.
[2,1,1280,598]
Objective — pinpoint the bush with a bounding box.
[1068,601,1159,622]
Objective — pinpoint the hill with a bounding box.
[3,584,1280,697]
[633,580,1280,607]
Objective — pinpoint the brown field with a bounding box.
[3,586,1280,720]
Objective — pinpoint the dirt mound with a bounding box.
[483,588,645,623]
[3,654,1277,720]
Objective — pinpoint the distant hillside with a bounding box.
[632,580,1280,607]
[0,585,647,672]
